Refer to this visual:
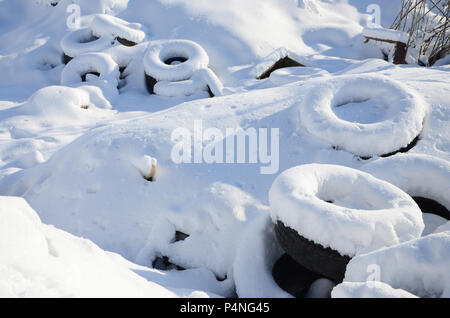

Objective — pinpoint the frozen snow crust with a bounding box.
[269,164,424,257]
[343,232,450,298]
[298,75,427,158]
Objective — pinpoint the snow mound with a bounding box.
[332,282,418,298]
[0,196,181,297]
[269,66,329,86]
[136,182,268,279]
[297,74,427,157]
[91,14,146,45]
[269,164,424,257]
[344,232,450,298]
[233,214,291,298]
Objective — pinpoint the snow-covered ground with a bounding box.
[0,0,448,298]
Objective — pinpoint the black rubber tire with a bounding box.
[358,134,421,160]
[256,56,304,80]
[62,53,73,65]
[272,253,322,298]
[117,37,138,47]
[274,221,351,282]
[413,196,450,220]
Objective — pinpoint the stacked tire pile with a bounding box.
[60,14,223,99]
[268,75,450,297]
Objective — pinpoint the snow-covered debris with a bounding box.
[344,232,450,298]
[61,27,114,59]
[297,74,427,158]
[363,26,409,43]
[144,39,223,97]
[61,52,120,99]
[91,14,146,45]
[332,282,418,298]
[269,164,424,257]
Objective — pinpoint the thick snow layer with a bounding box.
[269,66,330,86]
[332,282,418,298]
[233,214,291,298]
[0,196,226,297]
[363,154,450,213]
[91,14,146,44]
[297,74,428,157]
[61,27,114,58]
[269,164,424,257]
[344,232,450,298]
[0,0,448,298]
[363,26,409,43]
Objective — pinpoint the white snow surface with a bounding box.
[269,164,424,257]
[363,26,409,43]
[344,232,450,298]
[91,14,146,44]
[332,282,418,298]
[0,196,226,297]
[0,0,448,298]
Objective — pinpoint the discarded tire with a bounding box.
[363,154,450,221]
[269,164,424,270]
[90,14,145,47]
[61,52,120,93]
[272,253,323,297]
[143,40,223,97]
[298,75,427,158]
[60,14,145,63]
[275,222,349,282]
[60,27,113,63]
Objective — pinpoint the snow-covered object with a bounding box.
[363,154,450,214]
[332,282,418,298]
[233,214,292,298]
[131,155,157,180]
[60,27,113,58]
[144,40,210,82]
[0,196,186,297]
[269,164,424,257]
[251,47,306,79]
[269,66,329,86]
[61,52,120,96]
[344,232,450,298]
[298,75,427,157]
[137,183,267,279]
[143,39,222,97]
[154,68,224,97]
[91,14,146,45]
[363,26,409,43]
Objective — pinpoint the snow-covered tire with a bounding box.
[61,52,120,90]
[363,154,450,220]
[144,40,209,82]
[275,221,350,282]
[60,27,113,62]
[272,253,323,297]
[269,164,424,260]
[298,75,427,158]
[143,40,222,97]
[91,14,145,47]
